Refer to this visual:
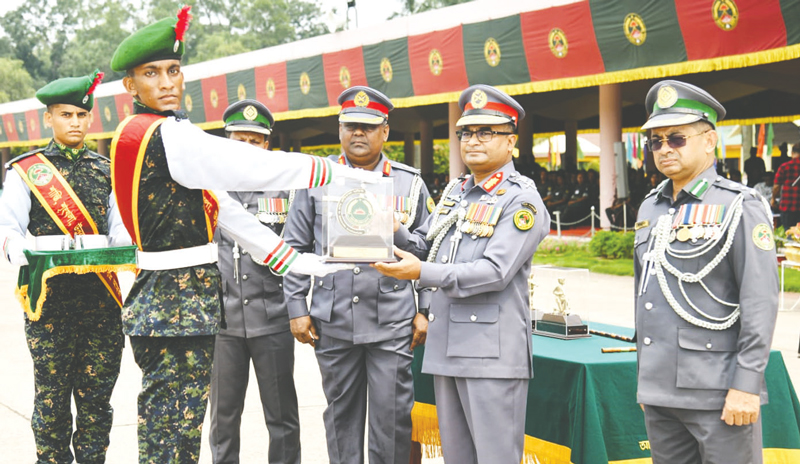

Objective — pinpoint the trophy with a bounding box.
[530,265,590,339]
[321,177,396,263]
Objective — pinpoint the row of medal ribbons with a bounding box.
[255,196,414,224]
[670,203,727,242]
[460,203,503,238]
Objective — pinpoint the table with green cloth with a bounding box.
[410,323,800,464]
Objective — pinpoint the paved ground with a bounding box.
[0,258,798,463]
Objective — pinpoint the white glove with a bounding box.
[5,240,29,266]
[287,253,353,277]
[329,162,382,183]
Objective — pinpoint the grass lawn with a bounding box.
[533,238,800,292]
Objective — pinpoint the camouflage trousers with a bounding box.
[24,273,124,464]
[130,335,215,464]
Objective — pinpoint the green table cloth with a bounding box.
[411,323,800,463]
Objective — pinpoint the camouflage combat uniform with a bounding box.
[12,140,124,464]
[123,103,221,464]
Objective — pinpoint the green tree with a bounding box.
[391,0,475,18]
[58,1,136,80]
[0,57,36,102]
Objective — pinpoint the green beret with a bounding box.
[111,5,192,72]
[35,69,104,111]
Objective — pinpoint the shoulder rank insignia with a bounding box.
[752,223,774,251]
[426,197,435,213]
[513,209,535,231]
[482,172,503,192]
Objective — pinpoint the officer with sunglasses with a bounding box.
[633,80,778,464]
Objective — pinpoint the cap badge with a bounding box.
[243,105,258,121]
[657,85,678,109]
[354,91,370,107]
[471,89,488,109]
[82,95,89,104]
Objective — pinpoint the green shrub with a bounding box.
[589,231,635,259]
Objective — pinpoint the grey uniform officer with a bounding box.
[208,99,300,464]
[634,80,778,464]
[375,84,550,464]
[283,86,432,464]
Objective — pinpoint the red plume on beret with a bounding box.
[86,70,104,96]
[175,5,192,42]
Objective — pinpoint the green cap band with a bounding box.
[653,98,718,126]
[224,112,271,128]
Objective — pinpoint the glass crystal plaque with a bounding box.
[321,177,396,263]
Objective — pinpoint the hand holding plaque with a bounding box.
[321,177,396,263]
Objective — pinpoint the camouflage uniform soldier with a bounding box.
[0,71,132,464]
[109,7,371,464]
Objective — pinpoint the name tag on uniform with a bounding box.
[634,220,649,231]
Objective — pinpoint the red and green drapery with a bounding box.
[3,0,800,146]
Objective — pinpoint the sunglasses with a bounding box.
[647,130,710,152]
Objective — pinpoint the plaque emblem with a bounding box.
[123,103,131,116]
[237,83,247,100]
[185,94,193,113]
[243,105,258,121]
[380,57,393,82]
[339,66,351,88]
[623,13,646,46]
[354,91,370,107]
[6,120,12,134]
[657,85,679,109]
[484,38,501,66]
[337,188,375,235]
[429,49,443,76]
[712,0,739,31]
[548,28,568,58]
[300,72,311,95]
[266,78,276,99]
[29,117,36,134]
[471,89,488,109]
[104,106,112,122]
[27,163,54,186]
[18,119,24,134]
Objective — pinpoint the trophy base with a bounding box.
[533,313,590,340]
[324,235,397,263]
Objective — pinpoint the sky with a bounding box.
[0,0,405,33]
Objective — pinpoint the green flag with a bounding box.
[286,56,329,111]
[462,15,529,86]
[363,38,414,98]
[589,0,687,72]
